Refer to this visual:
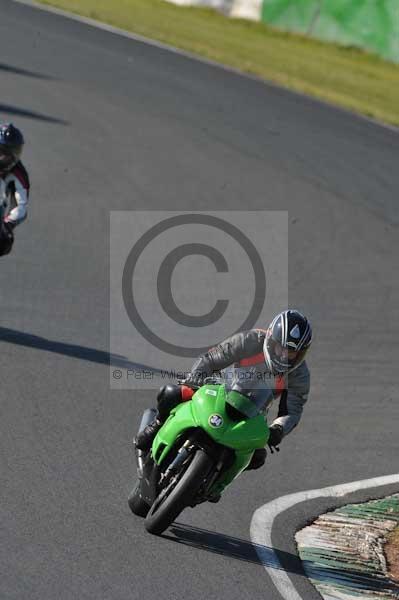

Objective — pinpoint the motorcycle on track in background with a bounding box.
[128,376,270,535]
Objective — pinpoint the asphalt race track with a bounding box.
[1,2,399,599]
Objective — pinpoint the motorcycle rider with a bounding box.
[0,123,30,256]
[136,309,312,474]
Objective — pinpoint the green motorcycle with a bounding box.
[128,378,270,535]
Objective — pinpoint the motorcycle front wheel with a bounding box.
[144,450,213,535]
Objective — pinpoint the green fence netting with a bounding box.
[261,0,399,62]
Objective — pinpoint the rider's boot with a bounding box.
[135,384,184,451]
[135,417,163,451]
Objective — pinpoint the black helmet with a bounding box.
[0,123,24,174]
[263,310,312,374]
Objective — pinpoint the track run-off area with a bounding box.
[1,1,399,599]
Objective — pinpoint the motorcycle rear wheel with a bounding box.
[144,450,213,535]
[128,480,150,517]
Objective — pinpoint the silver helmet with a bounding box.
[263,310,312,374]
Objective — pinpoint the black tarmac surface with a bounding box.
[1,1,399,598]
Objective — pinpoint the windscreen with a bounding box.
[224,368,274,418]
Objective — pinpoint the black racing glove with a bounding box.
[268,424,283,453]
[181,371,205,389]
[4,220,15,231]
[3,221,15,238]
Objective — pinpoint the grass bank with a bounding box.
[385,527,399,583]
[38,0,399,127]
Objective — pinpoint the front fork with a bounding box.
[160,440,192,486]
[159,434,234,504]
[208,450,254,496]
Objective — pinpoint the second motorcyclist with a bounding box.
[0,123,30,256]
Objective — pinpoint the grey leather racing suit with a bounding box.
[185,329,310,438]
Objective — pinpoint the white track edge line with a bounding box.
[250,473,399,600]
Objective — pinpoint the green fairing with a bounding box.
[152,384,269,495]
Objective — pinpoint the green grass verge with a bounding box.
[39,0,399,127]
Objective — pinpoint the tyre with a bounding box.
[128,480,150,517]
[144,450,213,535]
